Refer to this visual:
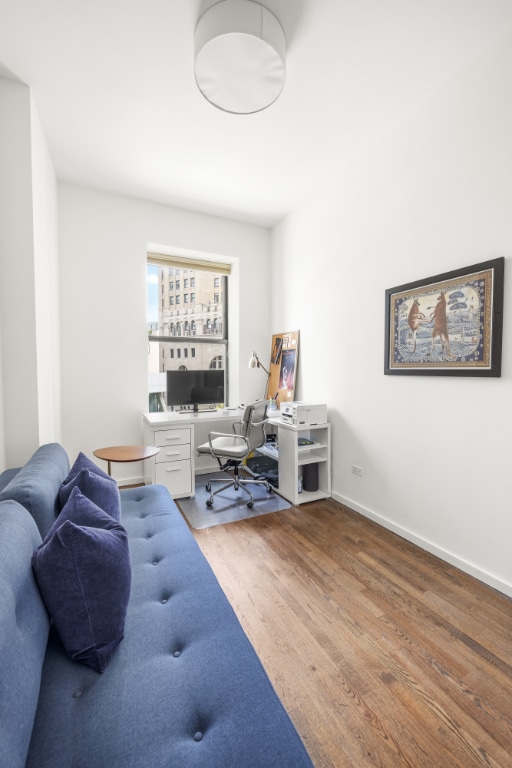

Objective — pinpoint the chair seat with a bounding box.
[197,436,248,460]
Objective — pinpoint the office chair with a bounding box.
[197,400,273,508]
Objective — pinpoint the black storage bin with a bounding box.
[302,463,319,492]
[245,455,279,488]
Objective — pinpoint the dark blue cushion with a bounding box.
[0,443,70,539]
[31,487,131,673]
[59,468,121,521]
[66,451,111,482]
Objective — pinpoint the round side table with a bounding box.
[93,445,160,477]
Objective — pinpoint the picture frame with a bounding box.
[268,330,300,404]
[384,257,504,376]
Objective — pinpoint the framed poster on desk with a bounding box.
[267,330,300,406]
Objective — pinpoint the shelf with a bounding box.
[298,441,324,451]
[298,454,327,466]
[256,445,279,460]
[256,420,331,506]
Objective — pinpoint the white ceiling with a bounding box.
[1,0,512,227]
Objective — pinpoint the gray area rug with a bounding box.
[177,471,291,529]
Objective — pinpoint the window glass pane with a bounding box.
[147,262,227,411]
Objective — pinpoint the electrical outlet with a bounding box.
[352,464,363,477]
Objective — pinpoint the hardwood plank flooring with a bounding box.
[191,498,512,768]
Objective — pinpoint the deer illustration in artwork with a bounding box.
[428,292,452,355]
[407,299,426,352]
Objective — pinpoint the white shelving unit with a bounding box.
[259,419,331,506]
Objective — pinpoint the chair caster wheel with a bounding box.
[247,501,254,509]
[206,500,213,508]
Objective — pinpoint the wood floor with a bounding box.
[192,498,512,768]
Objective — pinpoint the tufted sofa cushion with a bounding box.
[0,444,70,539]
[26,484,313,768]
[0,501,50,768]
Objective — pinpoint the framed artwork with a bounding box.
[384,257,504,376]
[268,330,300,404]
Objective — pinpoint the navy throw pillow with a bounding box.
[59,468,121,521]
[32,487,131,673]
[67,451,111,482]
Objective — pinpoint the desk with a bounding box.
[142,410,331,505]
[142,409,244,498]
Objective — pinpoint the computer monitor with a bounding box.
[166,369,225,412]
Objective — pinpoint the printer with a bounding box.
[279,402,327,427]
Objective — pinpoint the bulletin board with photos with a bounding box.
[267,330,300,407]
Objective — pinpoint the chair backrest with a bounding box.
[240,400,268,452]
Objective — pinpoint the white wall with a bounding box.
[30,93,61,447]
[271,32,512,596]
[58,184,270,481]
[0,311,4,471]
[0,79,61,470]
[0,79,39,467]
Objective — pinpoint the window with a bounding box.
[169,281,174,290]
[147,254,230,411]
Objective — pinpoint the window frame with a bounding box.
[147,253,230,406]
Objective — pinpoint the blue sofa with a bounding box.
[0,443,313,768]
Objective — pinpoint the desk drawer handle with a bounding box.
[165,451,181,457]
[166,467,181,473]
[165,436,181,441]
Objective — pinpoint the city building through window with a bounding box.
[147,254,229,411]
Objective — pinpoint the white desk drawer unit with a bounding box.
[156,443,191,463]
[155,459,191,497]
[142,409,246,499]
[142,424,193,498]
[154,428,191,448]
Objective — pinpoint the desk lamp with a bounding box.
[249,351,270,399]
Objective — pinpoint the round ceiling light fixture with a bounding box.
[194,0,286,115]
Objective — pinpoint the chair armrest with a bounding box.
[250,418,267,428]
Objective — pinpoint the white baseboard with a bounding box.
[116,474,145,489]
[332,491,512,600]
